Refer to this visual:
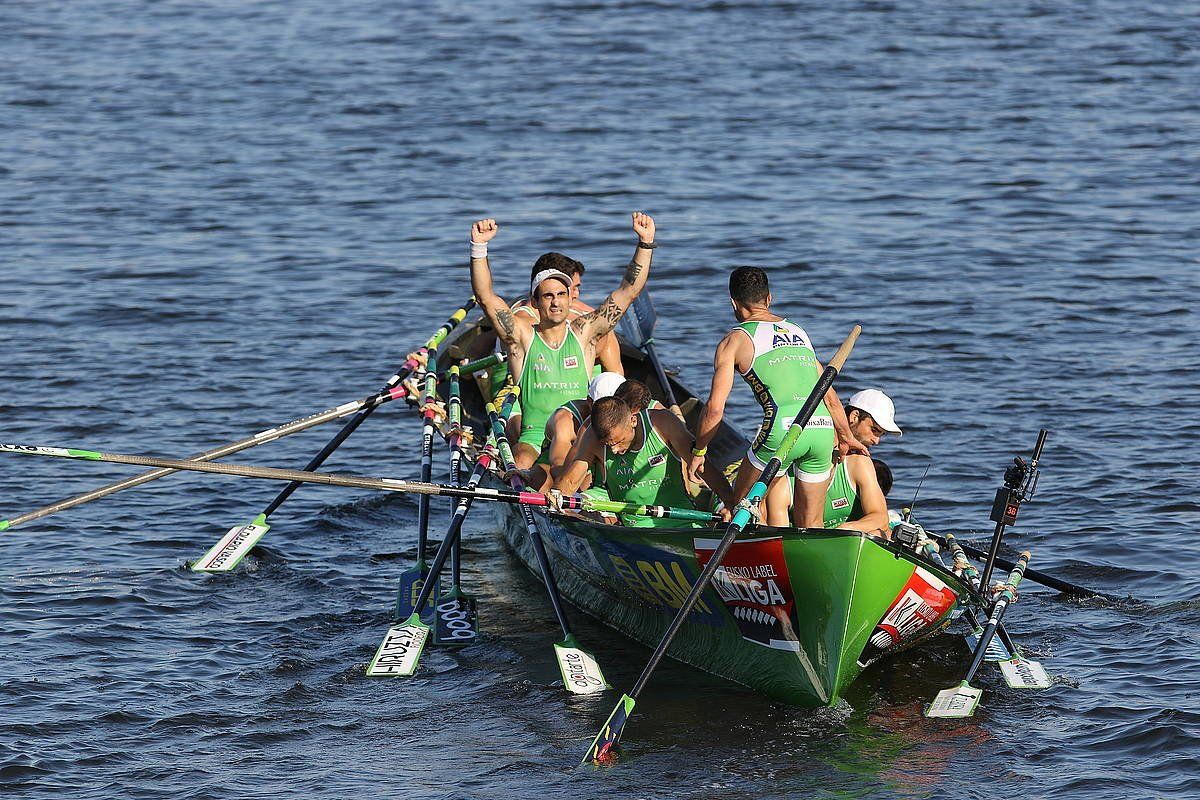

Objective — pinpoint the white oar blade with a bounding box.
[192,516,270,572]
[555,638,609,695]
[999,657,1052,689]
[366,615,430,678]
[966,628,1013,662]
[926,683,983,718]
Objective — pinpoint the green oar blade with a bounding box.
[582,694,636,765]
[925,681,983,718]
[999,656,1052,689]
[555,634,608,695]
[433,592,478,647]
[366,614,431,677]
[191,515,270,572]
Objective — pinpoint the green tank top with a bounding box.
[537,398,591,456]
[823,459,858,528]
[736,318,831,430]
[603,410,694,528]
[517,327,590,440]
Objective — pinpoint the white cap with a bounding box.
[588,371,625,400]
[847,389,902,436]
[530,269,573,296]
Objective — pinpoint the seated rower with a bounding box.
[553,378,663,489]
[823,455,894,538]
[556,396,737,528]
[469,213,657,469]
[523,371,625,491]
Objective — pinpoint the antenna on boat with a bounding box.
[902,463,931,523]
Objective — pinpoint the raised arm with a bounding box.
[686,333,739,485]
[469,219,530,351]
[574,212,656,346]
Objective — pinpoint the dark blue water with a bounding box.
[2,1,1198,797]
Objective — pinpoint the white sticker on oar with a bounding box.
[999,657,1052,689]
[555,641,608,695]
[366,619,429,678]
[926,684,983,718]
[192,518,270,572]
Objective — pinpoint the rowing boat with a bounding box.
[441,313,971,707]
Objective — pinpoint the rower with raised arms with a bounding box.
[686,267,866,528]
[469,213,657,469]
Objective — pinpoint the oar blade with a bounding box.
[395,562,439,622]
[433,593,478,647]
[999,656,1052,689]
[366,614,431,678]
[555,635,609,695]
[966,626,1014,662]
[582,694,636,765]
[925,682,983,719]
[191,515,270,573]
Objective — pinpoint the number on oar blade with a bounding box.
[999,656,1052,689]
[396,564,440,623]
[966,626,1014,662]
[926,683,984,719]
[555,634,608,695]
[192,515,270,573]
[434,595,478,647]
[366,614,430,677]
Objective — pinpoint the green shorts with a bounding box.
[747,416,835,482]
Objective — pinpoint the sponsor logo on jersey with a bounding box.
[831,497,850,510]
[563,355,579,369]
[647,453,666,467]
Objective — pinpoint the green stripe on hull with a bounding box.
[498,490,966,706]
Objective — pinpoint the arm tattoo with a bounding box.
[622,259,643,286]
[496,309,517,343]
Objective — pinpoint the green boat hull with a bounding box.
[501,500,969,707]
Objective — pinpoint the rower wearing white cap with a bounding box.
[845,388,902,448]
[823,389,902,537]
[469,212,657,469]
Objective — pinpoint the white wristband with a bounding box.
[470,241,488,259]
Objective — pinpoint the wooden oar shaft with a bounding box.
[0,394,379,531]
[0,445,549,507]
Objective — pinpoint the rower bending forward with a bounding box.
[556,397,737,528]
[687,267,865,528]
[469,213,657,469]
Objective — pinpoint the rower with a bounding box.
[528,371,625,490]
[556,397,737,529]
[613,377,663,412]
[845,388,903,448]
[686,267,865,528]
[469,213,657,469]
[823,454,893,538]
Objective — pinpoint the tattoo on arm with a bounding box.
[496,309,517,343]
[622,260,643,286]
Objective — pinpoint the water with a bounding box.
[2,1,1198,797]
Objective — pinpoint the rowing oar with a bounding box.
[582,324,861,765]
[367,445,501,676]
[617,291,683,419]
[945,533,1051,690]
[487,398,609,694]
[925,530,1118,601]
[367,393,519,676]
[192,298,475,573]
[926,552,1032,718]
[395,348,443,618]
[435,365,478,645]
[575,497,719,524]
[438,352,505,380]
[0,392,386,534]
